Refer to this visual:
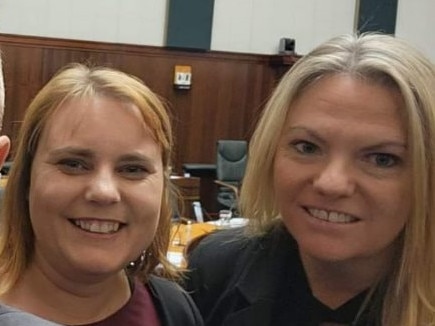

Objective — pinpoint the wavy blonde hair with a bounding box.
[0,63,180,294]
[240,33,435,325]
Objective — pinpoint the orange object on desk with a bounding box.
[0,176,8,188]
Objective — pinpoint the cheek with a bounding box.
[273,157,300,206]
[28,185,69,239]
[379,174,412,218]
[129,188,164,253]
[27,188,68,253]
[133,181,164,223]
[29,173,57,211]
[29,173,72,210]
[382,184,411,232]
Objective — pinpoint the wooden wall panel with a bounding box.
[0,33,295,174]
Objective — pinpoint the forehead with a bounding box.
[287,74,406,129]
[39,96,156,148]
[50,95,142,126]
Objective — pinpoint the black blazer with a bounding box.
[149,275,204,326]
[183,224,375,326]
[183,224,299,326]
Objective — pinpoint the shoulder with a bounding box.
[188,227,254,269]
[148,275,189,300]
[181,228,255,319]
[184,225,288,290]
[0,304,59,326]
[187,224,289,275]
[183,223,295,318]
[148,275,203,326]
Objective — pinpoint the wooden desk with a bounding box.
[168,222,217,267]
[0,176,7,188]
[182,164,218,215]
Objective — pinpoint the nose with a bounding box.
[312,159,355,198]
[85,169,121,204]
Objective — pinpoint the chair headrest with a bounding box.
[217,140,247,162]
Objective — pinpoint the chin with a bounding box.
[298,240,360,264]
[70,258,128,278]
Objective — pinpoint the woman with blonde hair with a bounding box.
[185,33,435,325]
[0,63,202,325]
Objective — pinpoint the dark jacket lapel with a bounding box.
[219,225,298,326]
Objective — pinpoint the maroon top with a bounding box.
[79,278,161,326]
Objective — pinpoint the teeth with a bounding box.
[308,208,356,223]
[73,220,120,234]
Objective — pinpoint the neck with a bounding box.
[0,261,131,324]
[300,249,393,309]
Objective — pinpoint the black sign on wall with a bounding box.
[166,0,215,51]
[357,0,398,34]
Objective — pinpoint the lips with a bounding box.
[70,219,125,234]
[305,207,359,223]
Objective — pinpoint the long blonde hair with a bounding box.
[0,63,180,294]
[240,33,435,325]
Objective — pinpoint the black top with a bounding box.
[183,223,380,326]
[147,275,204,326]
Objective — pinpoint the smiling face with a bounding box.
[28,96,164,279]
[273,74,411,266]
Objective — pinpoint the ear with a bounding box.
[0,135,11,167]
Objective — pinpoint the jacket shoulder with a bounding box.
[148,275,203,326]
[182,227,260,314]
[188,227,252,271]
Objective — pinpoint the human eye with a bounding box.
[292,140,319,155]
[367,153,401,168]
[56,158,88,174]
[118,164,149,180]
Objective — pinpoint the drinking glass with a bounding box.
[218,209,232,227]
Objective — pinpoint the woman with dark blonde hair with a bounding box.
[185,33,435,325]
[0,63,202,325]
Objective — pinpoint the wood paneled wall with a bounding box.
[0,33,297,173]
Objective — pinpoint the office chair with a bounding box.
[214,140,247,214]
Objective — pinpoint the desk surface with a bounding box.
[0,177,7,188]
[167,219,248,267]
[170,222,216,251]
[168,222,217,267]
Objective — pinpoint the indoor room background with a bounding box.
[0,0,432,185]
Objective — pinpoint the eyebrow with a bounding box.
[49,147,94,158]
[49,147,158,163]
[286,126,325,145]
[286,126,407,150]
[118,153,158,164]
[361,142,407,151]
